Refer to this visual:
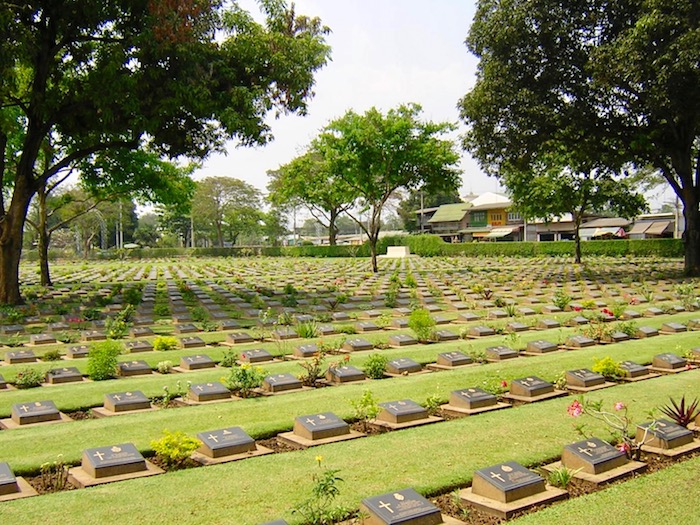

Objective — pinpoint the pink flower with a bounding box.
[617,442,630,453]
[614,402,625,411]
[567,400,583,417]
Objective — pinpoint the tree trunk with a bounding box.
[36,184,52,287]
[369,237,378,273]
[328,208,338,246]
[216,221,224,247]
[682,192,700,276]
[0,182,35,305]
[573,211,582,264]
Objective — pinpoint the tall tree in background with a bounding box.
[397,188,461,232]
[319,104,461,271]
[460,0,700,274]
[192,177,262,247]
[268,151,354,245]
[0,0,330,303]
[502,156,647,263]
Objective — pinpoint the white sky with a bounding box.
[194,0,502,198]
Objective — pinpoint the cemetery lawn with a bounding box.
[510,454,700,525]
[0,370,697,524]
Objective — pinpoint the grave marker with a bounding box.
[388,334,418,347]
[565,368,606,389]
[240,349,274,363]
[360,488,443,525]
[5,350,37,364]
[436,351,472,367]
[342,338,373,352]
[561,437,628,474]
[294,343,318,358]
[125,340,153,353]
[227,332,254,344]
[377,399,429,425]
[326,365,365,384]
[102,391,151,413]
[46,367,83,384]
[508,376,554,398]
[10,400,61,425]
[435,329,459,341]
[470,461,547,503]
[262,373,302,393]
[188,382,231,402]
[179,354,215,371]
[524,340,558,354]
[485,345,518,361]
[196,426,257,458]
[29,333,56,345]
[637,419,694,450]
[0,462,37,501]
[179,336,206,349]
[386,357,422,375]
[118,360,152,377]
[651,353,687,372]
[66,345,89,359]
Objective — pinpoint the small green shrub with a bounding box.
[363,353,388,379]
[190,306,209,323]
[545,465,580,488]
[157,360,174,374]
[40,349,62,361]
[219,349,238,368]
[105,317,130,339]
[591,356,624,380]
[153,336,179,352]
[225,363,265,397]
[86,340,122,381]
[14,367,44,389]
[351,389,380,431]
[408,308,436,342]
[150,430,201,468]
[552,290,572,310]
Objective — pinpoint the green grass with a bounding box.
[0,371,696,524]
[511,455,700,525]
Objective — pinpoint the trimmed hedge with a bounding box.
[20,235,684,261]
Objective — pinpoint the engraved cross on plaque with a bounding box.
[578,447,593,457]
[378,501,394,513]
[490,471,505,482]
[93,451,105,461]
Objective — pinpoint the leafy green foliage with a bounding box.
[13,367,44,389]
[292,458,349,525]
[408,308,437,342]
[363,353,388,379]
[591,357,624,380]
[153,336,179,352]
[86,340,122,381]
[224,363,265,398]
[150,430,201,468]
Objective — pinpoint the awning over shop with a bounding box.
[645,221,670,236]
[485,227,515,239]
[579,226,625,238]
[472,232,490,238]
[627,222,651,235]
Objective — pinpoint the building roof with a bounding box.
[466,192,511,207]
[580,217,631,228]
[428,203,471,223]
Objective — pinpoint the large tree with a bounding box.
[268,151,354,246]
[319,104,461,272]
[503,155,647,263]
[191,177,262,247]
[460,0,700,274]
[0,0,330,303]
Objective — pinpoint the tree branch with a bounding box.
[40,139,138,184]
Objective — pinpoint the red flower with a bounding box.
[573,306,582,312]
[500,380,508,388]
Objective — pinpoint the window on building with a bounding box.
[471,211,487,225]
[491,213,503,223]
[507,212,521,221]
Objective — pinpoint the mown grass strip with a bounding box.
[0,371,696,525]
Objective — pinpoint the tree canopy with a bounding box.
[319,104,461,271]
[0,0,330,303]
[460,0,700,273]
[267,151,354,246]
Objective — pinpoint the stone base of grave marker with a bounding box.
[68,458,163,488]
[372,400,442,431]
[461,482,567,519]
[440,389,511,417]
[641,439,700,457]
[278,413,365,449]
[191,427,274,466]
[543,459,646,486]
[0,478,38,502]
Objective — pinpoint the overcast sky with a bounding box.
[195,0,503,198]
